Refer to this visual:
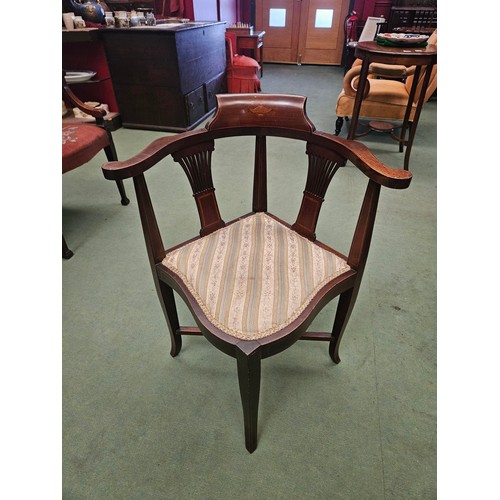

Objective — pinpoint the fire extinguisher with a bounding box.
[344,10,358,43]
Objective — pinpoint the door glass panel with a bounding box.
[314,9,334,28]
[269,8,287,27]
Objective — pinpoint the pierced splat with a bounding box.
[172,141,225,236]
[292,143,345,240]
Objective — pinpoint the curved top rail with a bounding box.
[207,94,316,133]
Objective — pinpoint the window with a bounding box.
[314,9,334,29]
[269,8,286,28]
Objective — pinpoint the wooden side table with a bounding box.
[348,41,437,170]
[236,31,266,76]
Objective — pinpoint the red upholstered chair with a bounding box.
[62,72,129,259]
[225,32,261,93]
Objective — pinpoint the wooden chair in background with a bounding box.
[62,72,129,259]
[101,94,412,452]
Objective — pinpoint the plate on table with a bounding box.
[65,71,96,84]
[376,33,429,47]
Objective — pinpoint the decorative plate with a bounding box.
[65,71,97,84]
[376,33,429,47]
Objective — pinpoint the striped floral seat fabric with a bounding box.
[163,212,351,341]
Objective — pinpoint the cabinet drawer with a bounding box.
[185,86,206,125]
[114,85,187,129]
[204,72,226,113]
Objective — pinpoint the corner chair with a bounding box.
[101,93,412,452]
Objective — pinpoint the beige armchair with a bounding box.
[335,30,437,136]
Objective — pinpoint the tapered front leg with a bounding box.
[236,341,262,453]
[104,144,130,206]
[116,180,130,205]
[329,288,356,364]
[159,280,182,357]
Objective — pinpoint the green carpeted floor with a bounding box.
[62,63,436,499]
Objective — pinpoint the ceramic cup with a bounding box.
[104,12,114,27]
[63,12,75,30]
[73,16,86,29]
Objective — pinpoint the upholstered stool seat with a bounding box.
[163,212,350,340]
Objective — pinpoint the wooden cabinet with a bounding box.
[101,22,227,131]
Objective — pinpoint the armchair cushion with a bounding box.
[163,212,350,340]
[337,78,414,120]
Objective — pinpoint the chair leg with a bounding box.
[158,281,182,357]
[62,234,74,259]
[115,180,130,206]
[335,117,344,136]
[329,288,357,364]
[104,143,130,205]
[236,342,262,453]
[399,121,413,153]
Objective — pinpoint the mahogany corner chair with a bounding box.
[62,72,129,259]
[101,94,412,453]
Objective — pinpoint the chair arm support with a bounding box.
[315,132,412,189]
[63,80,107,120]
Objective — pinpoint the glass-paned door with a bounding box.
[256,0,350,65]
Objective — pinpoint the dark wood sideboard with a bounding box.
[101,22,227,132]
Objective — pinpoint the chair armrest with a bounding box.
[369,62,415,79]
[315,131,412,189]
[343,61,416,97]
[343,64,370,98]
[102,129,208,180]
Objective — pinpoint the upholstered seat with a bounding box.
[63,124,111,173]
[163,212,350,340]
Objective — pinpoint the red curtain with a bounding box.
[156,0,194,18]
